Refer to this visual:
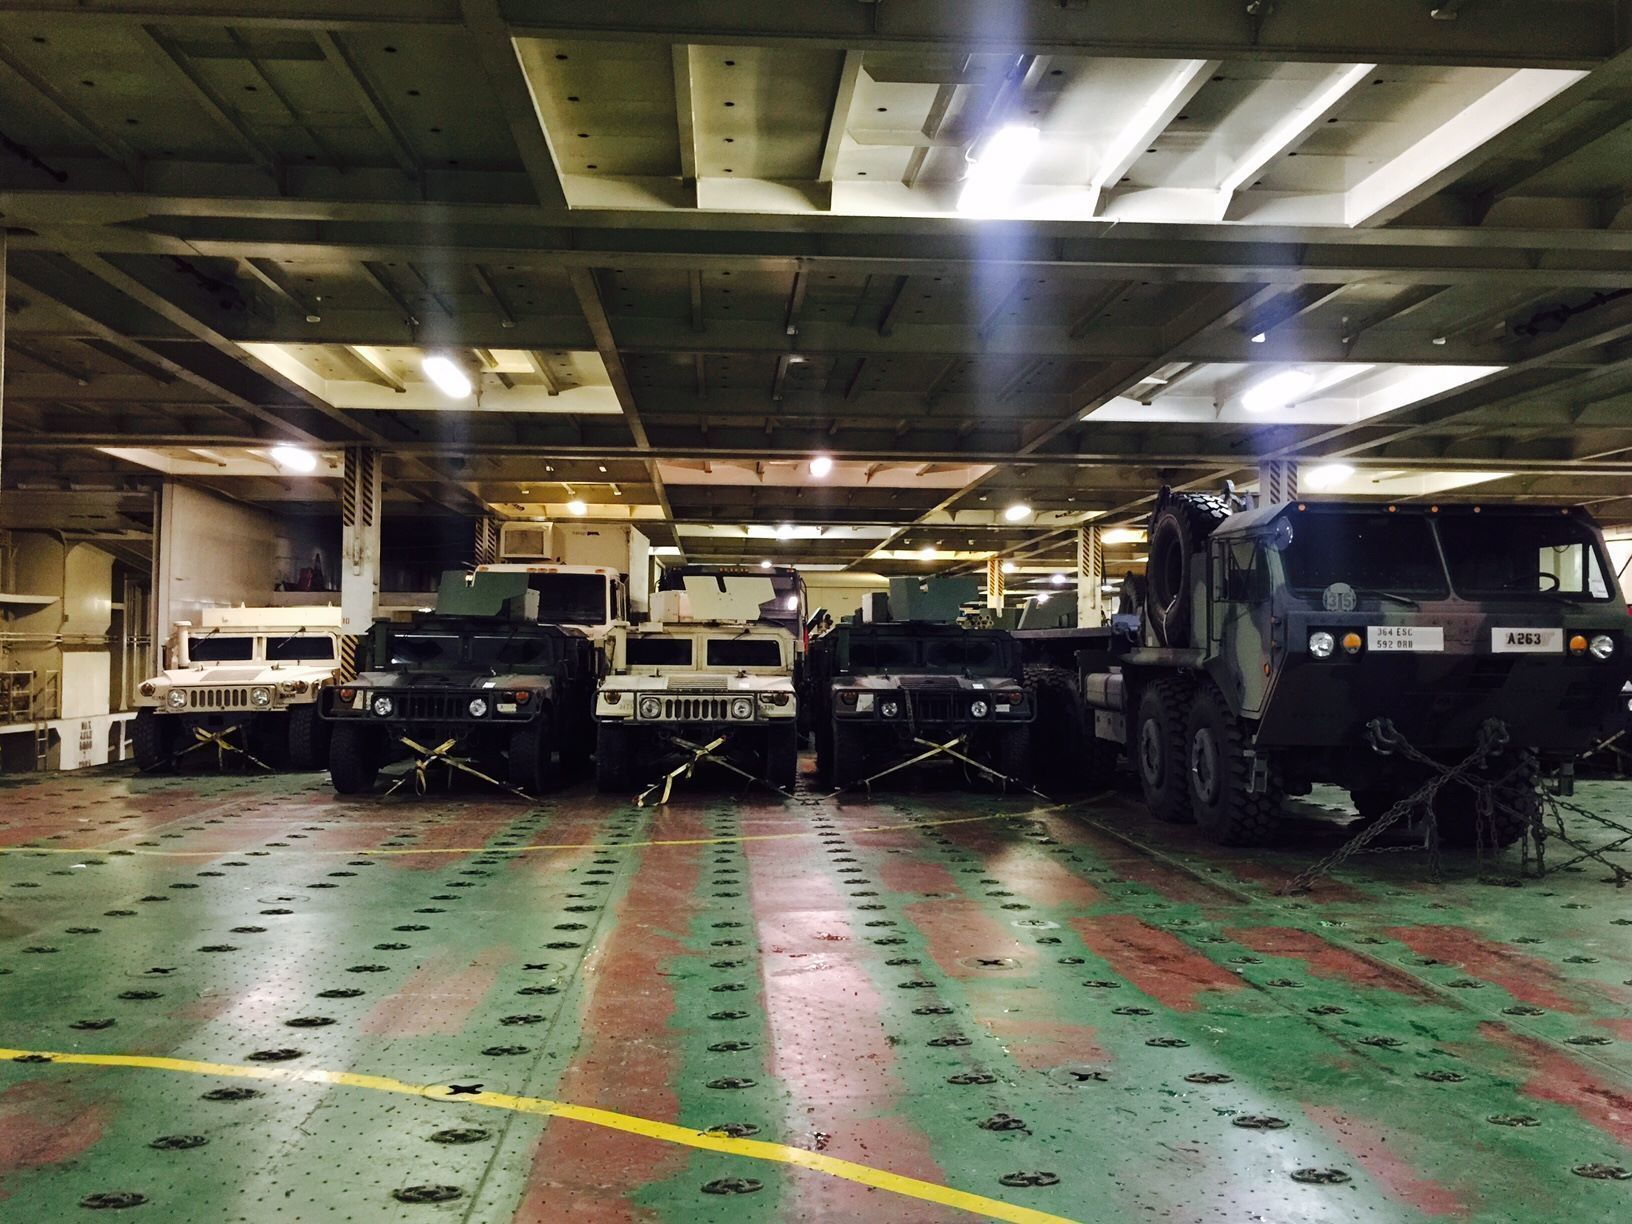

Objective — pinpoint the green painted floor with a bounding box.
[1,761,1629,1222]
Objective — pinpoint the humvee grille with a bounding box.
[663,697,731,721]
[906,693,956,722]
[399,692,472,722]
[187,688,250,710]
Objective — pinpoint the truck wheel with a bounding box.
[765,724,799,790]
[1432,759,1537,849]
[287,704,329,771]
[1135,680,1193,823]
[1024,664,1109,792]
[596,722,633,793]
[132,710,175,772]
[1185,684,1280,846]
[249,713,291,768]
[1146,491,1231,647]
[509,709,561,795]
[829,721,866,789]
[329,723,380,795]
[995,726,1032,788]
[814,717,833,780]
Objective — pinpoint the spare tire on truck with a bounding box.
[1145,489,1232,647]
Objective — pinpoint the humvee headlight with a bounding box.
[1341,632,1362,654]
[1308,631,1335,659]
[638,695,663,720]
[468,696,489,718]
[603,690,623,704]
[759,691,790,707]
[371,694,394,718]
[250,687,272,708]
[1590,634,1615,660]
[880,699,901,719]
[166,689,187,710]
[140,682,156,698]
[970,699,990,719]
[730,697,754,720]
[278,680,308,695]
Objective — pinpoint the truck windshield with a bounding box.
[266,635,336,662]
[469,634,557,668]
[1279,512,1449,598]
[1436,516,1613,600]
[708,638,782,668]
[389,634,461,666]
[628,637,693,666]
[922,636,1010,675]
[525,573,608,625]
[188,635,254,662]
[848,637,920,671]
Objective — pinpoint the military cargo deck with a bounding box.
[1,765,1629,1222]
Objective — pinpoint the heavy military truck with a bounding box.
[809,620,1033,789]
[133,606,342,771]
[323,571,598,795]
[1019,490,1632,846]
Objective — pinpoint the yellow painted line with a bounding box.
[0,805,1079,859]
[0,1046,1080,1224]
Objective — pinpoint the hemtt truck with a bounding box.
[1021,491,1632,846]
[593,582,799,792]
[324,572,597,795]
[133,606,343,771]
[810,619,1033,788]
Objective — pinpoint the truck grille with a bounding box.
[399,691,475,722]
[187,688,251,710]
[905,693,956,722]
[661,696,735,721]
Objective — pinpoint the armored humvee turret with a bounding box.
[1019,490,1632,846]
[133,606,343,771]
[323,571,597,795]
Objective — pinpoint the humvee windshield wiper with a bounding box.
[1357,588,1420,609]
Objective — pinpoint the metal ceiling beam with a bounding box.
[1087,59,1217,215]
[130,26,281,177]
[818,51,865,186]
[459,0,568,209]
[313,30,421,177]
[0,44,142,182]
[672,44,698,198]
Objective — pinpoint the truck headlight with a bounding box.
[140,682,156,698]
[1308,631,1335,659]
[638,695,663,720]
[1590,634,1615,660]
[970,699,990,719]
[166,690,187,710]
[250,687,272,708]
[468,696,489,718]
[879,699,901,719]
[371,694,394,718]
[730,697,754,720]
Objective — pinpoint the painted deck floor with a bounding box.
[1,761,1629,1223]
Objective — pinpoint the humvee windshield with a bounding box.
[267,635,336,662]
[1438,516,1612,600]
[849,637,920,671]
[390,633,461,666]
[923,637,1009,675]
[469,634,557,668]
[523,573,609,625]
[707,638,782,668]
[188,635,255,662]
[846,633,1013,675]
[628,637,693,667]
[1280,513,1448,598]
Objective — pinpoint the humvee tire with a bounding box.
[1146,491,1231,647]
[249,713,290,768]
[132,709,175,772]
[287,704,329,771]
[509,708,561,795]
[329,723,381,795]
[1024,664,1110,792]
[1135,679,1193,823]
[995,725,1033,788]
[765,724,799,790]
[828,720,867,789]
[596,722,632,793]
[813,718,833,781]
[1185,682,1280,846]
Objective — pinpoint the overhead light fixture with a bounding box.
[1100,527,1145,545]
[957,123,1040,216]
[567,499,588,516]
[775,523,796,541]
[1242,369,1317,414]
[1304,462,1356,491]
[759,559,773,570]
[1001,561,1018,574]
[809,454,834,478]
[919,547,938,561]
[1003,503,1033,523]
[1250,332,1267,344]
[1050,573,1069,586]
[269,445,318,474]
[421,353,472,399]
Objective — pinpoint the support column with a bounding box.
[340,446,382,676]
[0,229,6,499]
[985,555,1005,610]
[1258,460,1299,506]
[473,514,500,565]
[1077,524,1104,628]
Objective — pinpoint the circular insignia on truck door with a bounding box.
[1322,582,1358,613]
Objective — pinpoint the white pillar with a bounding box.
[985,555,1005,610]
[473,515,499,565]
[1259,460,1299,506]
[340,446,382,639]
[1077,524,1104,628]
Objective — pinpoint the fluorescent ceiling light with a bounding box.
[269,445,318,473]
[1000,561,1018,574]
[1050,573,1069,586]
[809,455,834,478]
[957,124,1040,216]
[1003,502,1033,523]
[566,499,588,516]
[1100,527,1145,545]
[775,523,796,541]
[759,559,773,569]
[919,547,938,561]
[1242,369,1317,414]
[421,354,473,399]
[1304,462,1355,491]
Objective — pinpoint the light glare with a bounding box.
[1242,369,1317,413]
[421,354,473,398]
[269,445,318,473]
[957,124,1040,216]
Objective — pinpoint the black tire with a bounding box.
[1024,664,1112,792]
[596,721,633,794]
[1135,679,1193,823]
[1146,490,1231,647]
[829,720,866,789]
[765,723,799,790]
[814,716,834,780]
[249,713,291,769]
[509,708,560,795]
[995,726,1032,788]
[1432,757,1537,849]
[329,723,380,795]
[287,703,329,771]
[132,709,175,772]
[1185,682,1280,846]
